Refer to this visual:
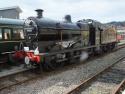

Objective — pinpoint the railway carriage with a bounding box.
[0,18,25,63]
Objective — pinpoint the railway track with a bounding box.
[66,54,125,94]
[0,65,39,91]
[112,79,125,94]
[0,44,125,92]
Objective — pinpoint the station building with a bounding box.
[0,6,22,19]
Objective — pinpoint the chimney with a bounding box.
[35,9,44,18]
[64,15,72,23]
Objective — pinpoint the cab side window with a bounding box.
[0,28,2,39]
[13,29,24,40]
[4,29,11,40]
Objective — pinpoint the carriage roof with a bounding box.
[0,18,24,26]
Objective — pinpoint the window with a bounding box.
[4,29,11,40]
[0,29,2,39]
[13,29,24,39]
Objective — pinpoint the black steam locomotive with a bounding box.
[12,9,117,70]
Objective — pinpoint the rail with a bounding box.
[66,56,125,94]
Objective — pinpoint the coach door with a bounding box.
[0,28,13,54]
[2,28,14,53]
[0,28,3,53]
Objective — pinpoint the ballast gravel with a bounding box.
[81,57,125,94]
[1,48,125,94]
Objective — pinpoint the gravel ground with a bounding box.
[1,48,125,94]
[81,58,125,94]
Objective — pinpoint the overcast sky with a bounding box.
[0,0,125,23]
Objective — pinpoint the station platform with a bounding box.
[0,64,28,78]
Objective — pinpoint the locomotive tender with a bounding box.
[10,9,117,70]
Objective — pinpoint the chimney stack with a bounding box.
[64,15,72,23]
[35,9,44,18]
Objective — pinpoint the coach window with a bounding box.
[4,29,11,40]
[13,29,24,39]
[0,29,2,39]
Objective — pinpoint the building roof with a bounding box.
[0,6,22,13]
